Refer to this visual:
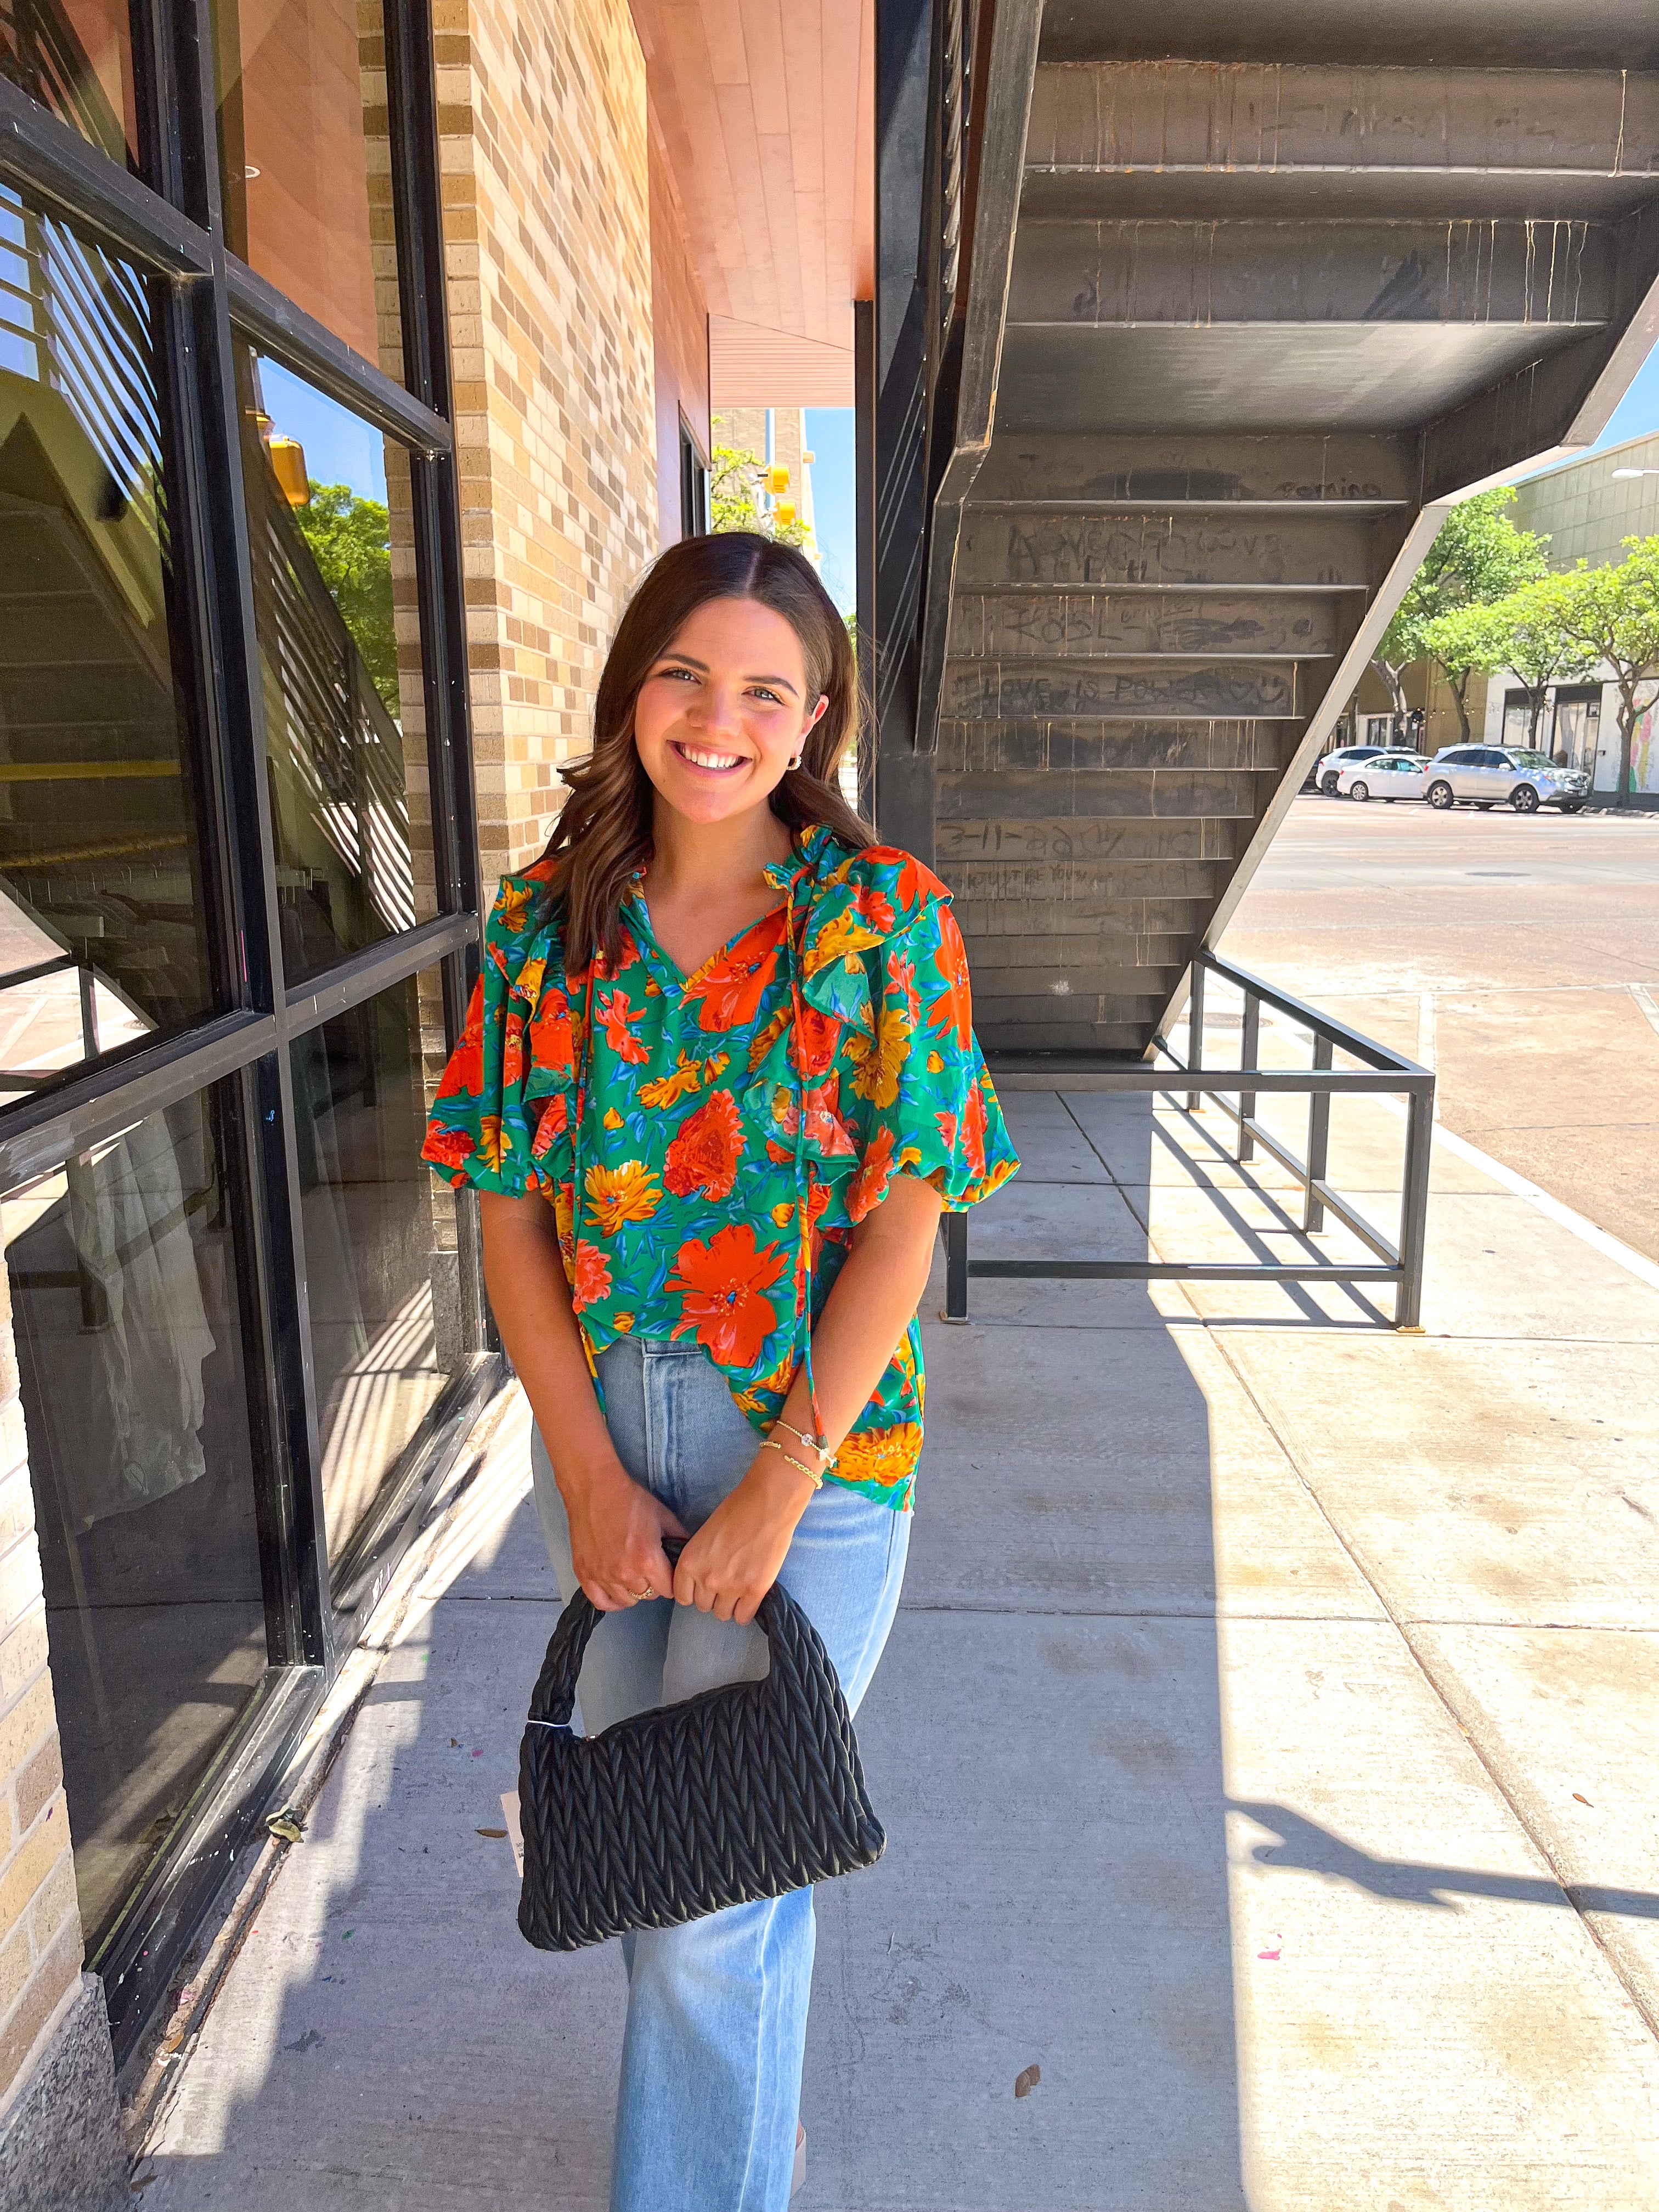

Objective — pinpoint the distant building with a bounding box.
[1479,433,1659,803]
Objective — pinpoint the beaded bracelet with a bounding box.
[772,1417,834,1463]
[760,1437,825,1488]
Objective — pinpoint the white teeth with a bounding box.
[678,743,743,770]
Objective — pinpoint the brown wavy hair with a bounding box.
[540,532,871,968]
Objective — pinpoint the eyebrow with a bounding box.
[654,651,799,698]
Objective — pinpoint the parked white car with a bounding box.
[1423,746,1590,814]
[1336,751,1430,801]
[1311,742,1393,794]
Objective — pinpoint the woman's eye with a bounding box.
[748,686,783,706]
[656,665,696,683]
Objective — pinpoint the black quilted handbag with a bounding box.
[516,1543,886,1950]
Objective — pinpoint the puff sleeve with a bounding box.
[421,873,576,1198]
[844,894,1018,1223]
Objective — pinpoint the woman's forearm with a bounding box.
[775,1173,943,1457]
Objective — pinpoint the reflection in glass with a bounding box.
[0,183,216,1105]
[4,1085,269,1949]
[212,0,400,376]
[290,970,464,1568]
[237,343,428,983]
[0,0,139,170]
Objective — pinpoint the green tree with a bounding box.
[293,481,399,716]
[1418,599,1516,742]
[1371,488,1549,740]
[1487,573,1600,750]
[1554,536,1659,805]
[708,444,810,551]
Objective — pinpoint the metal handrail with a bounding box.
[946,950,1436,1330]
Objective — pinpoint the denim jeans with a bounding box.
[529,1336,910,2212]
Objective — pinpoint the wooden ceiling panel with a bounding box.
[632,0,868,402]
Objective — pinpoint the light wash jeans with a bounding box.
[529,1335,910,2212]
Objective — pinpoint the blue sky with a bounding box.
[258,354,389,504]
[1593,341,1659,452]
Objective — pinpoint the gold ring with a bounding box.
[633,1584,652,1600]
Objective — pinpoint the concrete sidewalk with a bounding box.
[139,1080,1659,2210]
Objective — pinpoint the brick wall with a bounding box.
[0,1264,81,2113]
[435,0,660,886]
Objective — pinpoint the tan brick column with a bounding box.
[434,0,660,893]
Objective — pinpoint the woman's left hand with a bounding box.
[674,1455,817,1625]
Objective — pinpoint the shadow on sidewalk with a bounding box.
[144,1092,1251,2210]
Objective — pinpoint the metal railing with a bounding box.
[944,950,1436,1329]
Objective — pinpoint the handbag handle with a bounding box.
[526,1538,798,1730]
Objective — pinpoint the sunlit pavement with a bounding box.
[1224,795,1659,1261]
[138,1059,1659,2207]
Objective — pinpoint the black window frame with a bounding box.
[0,0,496,2065]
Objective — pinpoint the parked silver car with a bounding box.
[1336,751,1429,801]
[1423,746,1590,814]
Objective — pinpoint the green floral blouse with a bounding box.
[421,823,1018,1509]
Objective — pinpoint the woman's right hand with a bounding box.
[560,1457,686,1611]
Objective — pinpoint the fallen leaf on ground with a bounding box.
[477,1827,507,1838]
[1014,2064,1040,2098]
[264,1810,306,1846]
[1573,1792,1593,1806]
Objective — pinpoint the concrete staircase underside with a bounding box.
[933,6,1659,1058]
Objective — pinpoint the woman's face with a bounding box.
[632,596,828,829]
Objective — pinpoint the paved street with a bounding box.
[1222,797,1659,1260]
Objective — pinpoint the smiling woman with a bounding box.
[420,531,1017,2212]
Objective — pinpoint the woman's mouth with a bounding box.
[669,741,747,775]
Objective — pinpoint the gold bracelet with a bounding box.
[773,1417,834,1463]
[760,1437,825,1488]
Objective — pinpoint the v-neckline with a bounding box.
[629,856,800,994]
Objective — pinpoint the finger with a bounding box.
[712,1590,737,1624]
[691,1577,716,1615]
[672,1559,696,1607]
[733,1593,759,1628]
[582,1578,624,1612]
[656,1504,689,1538]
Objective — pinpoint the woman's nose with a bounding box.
[691,681,743,736]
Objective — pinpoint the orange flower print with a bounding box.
[595,988,650,1064]
[962,1079,988,1182]
[791,1003,841,1080]
[683,921,783,1031]
[769,1079,857,1158]
[668,1223,787,1368]
[853,885,896,934]
[502,1014,526,1087]
[834,1421,922,1494]
[436,984,486,1099]
[422,1123,474,1173]
[639,1049,706,1110]
[663,1089,745,1201]
[926,909,973,1053]
[591,926,641,981]
[531,1092,568,1158]
[872,847,950,912]
[935,1108,957,1152]
[477,1116,507,1173]
[747,1004,791,1071]
[584,1159,662,1234]
[570,1238,612,1313]
[529,986,574,1071]
[846,1002,912,1109]
[885,949,921,1024]
[850,1124,897,1219]
[805,907,884,976]
[494,879,535,935]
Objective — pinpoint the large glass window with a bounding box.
[290,968,464,1578]
[212,0,402,379]
[3,1081,270,1950]
[1,0,138,171]
[236,341,432,984]
[0,181,218,1105]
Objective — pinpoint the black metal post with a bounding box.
[1397,1085,1434,1329]
[943,1209,969,1321]
[1185,961,1206,1113]
[1305,1034,1334,1231]
[1238,989,1260,1163]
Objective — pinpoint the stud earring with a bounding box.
[787,753,803,770]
